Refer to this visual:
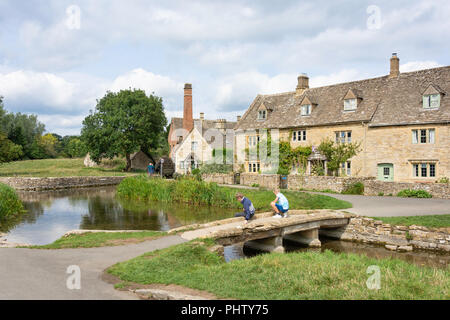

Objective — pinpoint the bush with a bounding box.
[341,182,364,195]
[397,189,432,198]
[0,183,24,220]
[436,177,449,184]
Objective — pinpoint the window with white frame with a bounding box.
[258,110,267,120]
[344,99,357,111]
[179,161,185,169]
[341,161,351,176]
[412,163,436,178]
[300,104,311,116]
[248,162,260,173]
[412,129,435,144]
[335,131,352,144]
[423,94,440,109]
[292,130,307,142]
[191,141,198,151]
[248,135,260,147]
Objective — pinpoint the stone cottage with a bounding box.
[234,54,450,182]
[168,84,237,174]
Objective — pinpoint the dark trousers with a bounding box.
[235,212,254,220]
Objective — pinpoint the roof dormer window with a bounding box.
[344,98,357,111]
[422,85,442,109]
[423,94,440,109]
[258,110,267,120]
[300,104,311,116]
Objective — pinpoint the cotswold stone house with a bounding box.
[168,84,236,174]
[234,54,450,182]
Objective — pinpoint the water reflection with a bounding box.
[224,238,450,269]
[3,186,235,245]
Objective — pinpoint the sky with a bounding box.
[0,0,449,136]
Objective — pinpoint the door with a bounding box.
[377,163,394,181]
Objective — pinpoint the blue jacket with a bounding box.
[241,197,255,220]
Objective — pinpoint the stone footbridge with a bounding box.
[170,210,354,253]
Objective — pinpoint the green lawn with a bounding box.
[108,239,449,300]
[26,231,165,249]
[372,215,450,228]
[0,158,138,177]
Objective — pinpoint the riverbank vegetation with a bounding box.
[0,158,140,177]
[108,239,449,299]
[372,215,450,228]
[27,231,165,249]
[117,176,352,210]
[0,183,24,220]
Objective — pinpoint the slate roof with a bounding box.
[235,66,450,130]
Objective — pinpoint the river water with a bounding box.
[2,186,448,269]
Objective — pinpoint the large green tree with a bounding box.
[81,89,167,171]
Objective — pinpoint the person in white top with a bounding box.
[271,188,289,218]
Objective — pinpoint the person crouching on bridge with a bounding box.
[234,193,255,224]
[271,188,289,219]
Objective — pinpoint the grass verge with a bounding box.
[108,240,449,300]
[0,158,141,177]
[117,176,352,211]
[372,215,450,228]
[26,231,165,249]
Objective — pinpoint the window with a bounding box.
[413,163,436,178]
[383,167,390,176]
[423,94,440,109]
[248,162,260,173]
[335,131,352,144]
[430,164,436,177]
[344,98,357,111]
[191,141,198,151]
[412,129,435,144]
[248,135,260,147]
[258,110,267,120]
[341,161,351,176]
[300,104,311,116]
[292,130,307,141]
[179,161,185,169]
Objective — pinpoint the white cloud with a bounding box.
[400,61,442,72]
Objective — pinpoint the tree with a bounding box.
[81,89,167,171]
[0,133,23,163]
[65,138,87,158]
[318,138,361,176]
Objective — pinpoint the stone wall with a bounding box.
[364,180,450,199]
[202,173,234,185]
[0,176,127,191]
[321,216,450,252]
[240,173,280,189]
[287,175,373,193]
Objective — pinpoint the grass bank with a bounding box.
[26,231,165,249]
[108,240,449,300]
[117,176,352,211]
[0,183,24,221]
[0,158,140,177]
[372,215,450,228]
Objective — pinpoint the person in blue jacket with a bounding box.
[147,162,154,175]
[234,193,255,224]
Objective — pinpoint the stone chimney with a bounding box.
[237,115,241,122]
[215,119,226,130]
[183,83,194,133]
[389,53,400,78]
[200,112,204,120]
[296,73,309,95]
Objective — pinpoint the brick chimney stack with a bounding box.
[183,83,194,133]
[389,53,400,78]
[296,73,309,95]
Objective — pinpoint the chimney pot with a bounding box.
[237,115,241,121]
[389,53,400,78]
[199,112,204,120]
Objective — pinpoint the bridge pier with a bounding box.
[283,228,321,248]
[244,236,285,253]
